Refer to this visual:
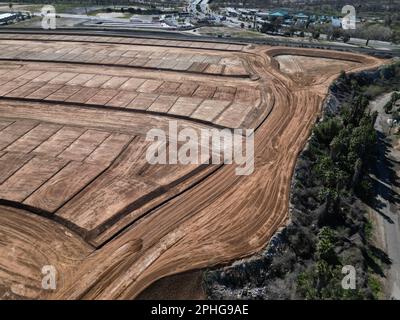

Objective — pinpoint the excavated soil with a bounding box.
[0,33,384,299]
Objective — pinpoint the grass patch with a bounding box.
[53,3,82,14]
[368,275,383,299]
[362,85,387,99]
[364,219,373,241]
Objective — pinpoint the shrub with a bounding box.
[363,85,386,99]
[316,227,338,264]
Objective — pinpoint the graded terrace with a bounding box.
[0,32,383,299]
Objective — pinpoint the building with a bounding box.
[256,12,270,19]
[225,8,239,17]
[295,13,309,21]
[237,9,250,15]
[269,10,289,19]
[331,17,342,28]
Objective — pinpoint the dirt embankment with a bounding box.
[0,34,384,299]
[202,65,397,300]
[133,54,387,300]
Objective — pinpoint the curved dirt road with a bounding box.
[54,47,383,299]
[0,33,384,299]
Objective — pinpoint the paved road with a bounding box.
[1,28,399,58]
[370,93,400,300]
[188,0,209,18]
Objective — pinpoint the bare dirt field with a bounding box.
[0,33,384,299]
[275,54,361,85]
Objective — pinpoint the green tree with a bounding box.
[261,22,273,33]
[313,117,343,146]
[312,30,320,39]
[316,227,337,263]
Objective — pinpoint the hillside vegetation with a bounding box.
[204,61,400,300]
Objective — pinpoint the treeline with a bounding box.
[99,6,177,15]
[209,0,400,12]
[384,91,400,118]
[294,63,400,299]
[203,62,400,300]
[295,76,380,299]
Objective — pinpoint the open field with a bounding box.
[0,32,384,299]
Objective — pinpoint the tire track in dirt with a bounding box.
[0,36,384,299]
[52,47,384,299]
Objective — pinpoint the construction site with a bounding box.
[0,30,385,300]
